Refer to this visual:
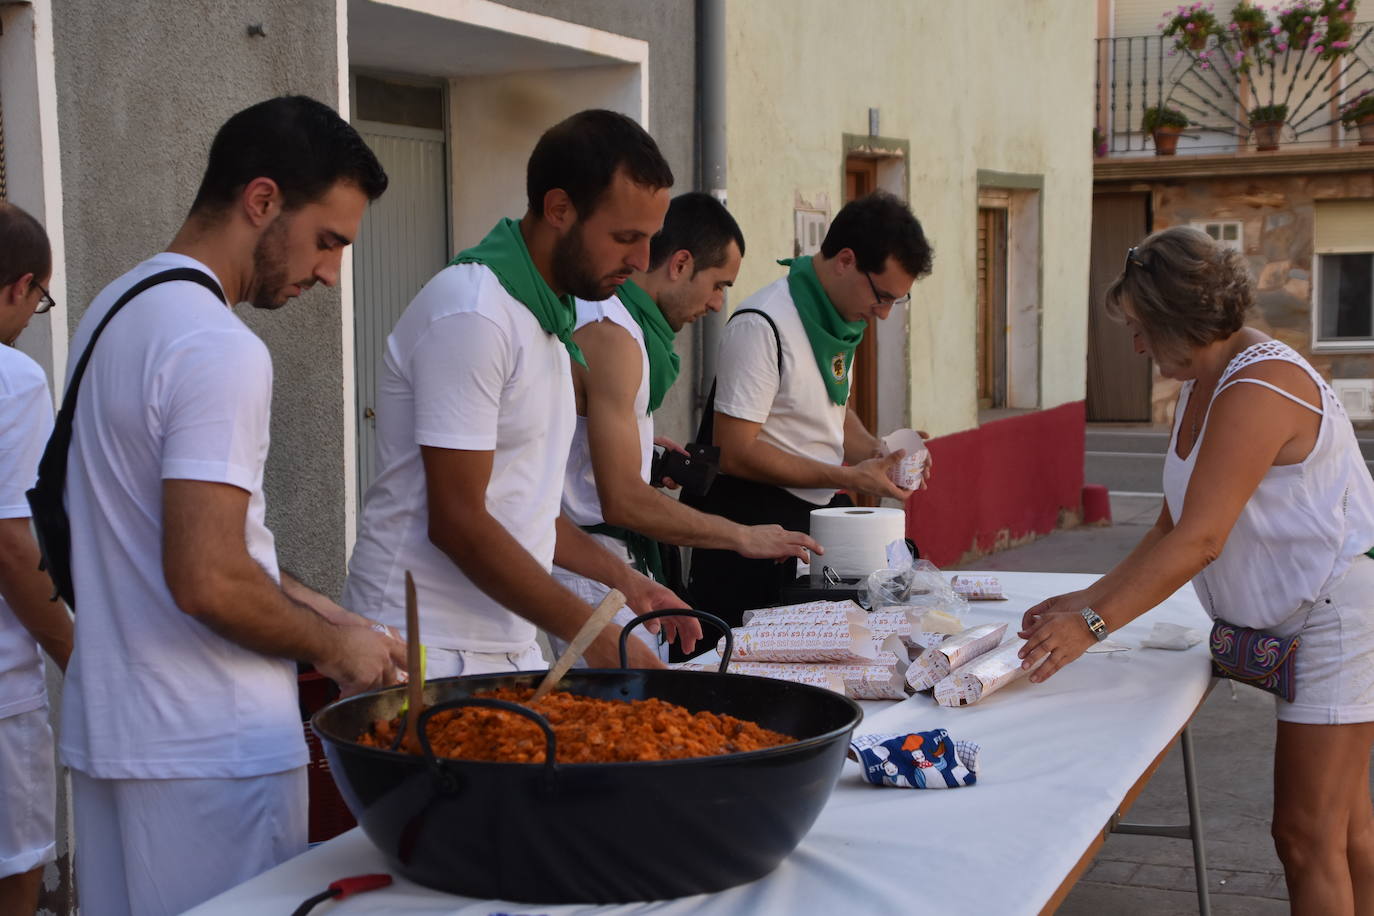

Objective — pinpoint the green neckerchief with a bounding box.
[777,256,866,405]
[582,522,665,585]
[449,218,586,367]
[615,279,680,414]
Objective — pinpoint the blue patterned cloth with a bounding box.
[850,730,979,789]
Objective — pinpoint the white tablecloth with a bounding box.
[188,571,1213,916]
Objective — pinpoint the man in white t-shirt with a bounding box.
[0,203,70,916]
[689,192,935,622]
[59,97,405,916]
[554,192,819,659]
[345,110,694,676]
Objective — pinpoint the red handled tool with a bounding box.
[291,874,392,916]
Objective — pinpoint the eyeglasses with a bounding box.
[864,272,911,309]
[1124,247,1148,272]
[32,281,56,315]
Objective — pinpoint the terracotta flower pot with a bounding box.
[1152,125,1184,155]
[1356,113,1374,147]
[1237,23,1263,47]
[1252,120,1283,151]
[1187,30,1210,50]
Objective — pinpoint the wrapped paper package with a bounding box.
[906,623,1008,691]
[950,574,1006,601]
[932,638,1045,707]
[863,608,923,645]
[670,662,845,694]
[721,622,877,663]
[741,600,866,628]
[675,661,904,700]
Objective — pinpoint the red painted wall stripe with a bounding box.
[905,401,1086,567]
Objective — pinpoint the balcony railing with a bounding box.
[1095,22,1374,156]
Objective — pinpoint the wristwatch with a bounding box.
[1080,607,1109,642]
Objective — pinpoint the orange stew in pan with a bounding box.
[360,687,794,764]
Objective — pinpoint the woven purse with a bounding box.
[1209,619,1300,702]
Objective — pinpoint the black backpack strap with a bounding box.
[28,267,225,606]
[694,307,782,447]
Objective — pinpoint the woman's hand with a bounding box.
[1018,590,1096,683]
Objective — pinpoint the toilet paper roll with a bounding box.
[809,506,908,581]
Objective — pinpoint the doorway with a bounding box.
[1087,193,1152,422]
[351,74,450,499]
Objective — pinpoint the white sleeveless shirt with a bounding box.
[561,294,655,527]
[1163,340,1374,629]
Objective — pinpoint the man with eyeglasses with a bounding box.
[0,201,70,916]
[687,192,934,622]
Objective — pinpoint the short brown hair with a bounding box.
[0,202,51,288]
[1105,225,1252,365]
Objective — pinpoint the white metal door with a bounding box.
[352,119,448,500]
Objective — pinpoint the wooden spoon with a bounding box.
[530,589,626,703]
[402,570,424,754]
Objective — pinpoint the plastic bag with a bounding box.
[859,547,969,621]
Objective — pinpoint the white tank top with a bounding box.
[561,294,655,527]
[1162,340,1374,629]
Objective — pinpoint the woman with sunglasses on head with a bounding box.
[1020,225,1374,914]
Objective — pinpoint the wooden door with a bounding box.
[844,157,879,436]
[1087,193,1152,421]
[977,206,1009,409]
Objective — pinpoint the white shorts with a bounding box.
[0,707,56,878]
[70,766,306,916]
[550,534,665,666]
[423,642,547,679]
[1275,554,1374,725]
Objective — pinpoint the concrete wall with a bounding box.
[723,0,1095,437]
[492,0,701,442]
[1149,170,1374,424]
[52,0,351,594]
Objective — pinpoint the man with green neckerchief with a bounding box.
[552,193,820,663]
[688,192,935,623]
[344,110,701,676]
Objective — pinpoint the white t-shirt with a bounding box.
[343,263,575,652]
[59,253,304,780]
[0,346,54,719]
[560,294,654,528]
[714,277,849,505]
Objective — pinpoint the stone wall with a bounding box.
[1149,171,1374,425]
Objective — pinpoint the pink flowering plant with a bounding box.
[1340,91,1374,126]
[1162,2,1222,50]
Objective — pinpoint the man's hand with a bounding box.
[584,631,668,670]
[314,625,408,698]
[734,524,820,563]
[619,571,702,653]
[844,452,915,501]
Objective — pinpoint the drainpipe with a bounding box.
[696,0,727,415]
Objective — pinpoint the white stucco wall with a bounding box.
[724,0,1095,436]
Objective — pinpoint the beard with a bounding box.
[550,222,619,301]
[248,216,293,310]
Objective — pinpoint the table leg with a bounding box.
[1112,725,1211,915]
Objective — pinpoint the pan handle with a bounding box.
[416,698,557,792]
[618,609,734,673]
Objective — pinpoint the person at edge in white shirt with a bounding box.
[59,96,406,916]
[344,110,697,678]
[552,192,820,662]
[688,192,936,624]
[1019,227,1374,914]
[0,202,71,916]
